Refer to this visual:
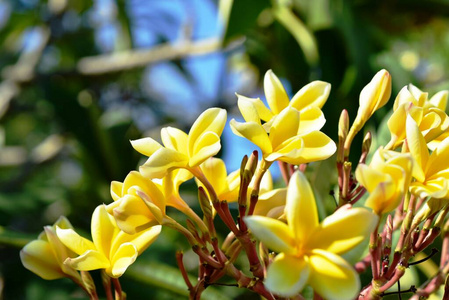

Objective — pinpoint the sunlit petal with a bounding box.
[308,250,360,300]
[91,205,116,257]
[189,132,221,167]
[230,119,272,154]
[110,181,123,201]
[265,253,310,297]
[110,243,138,278]
[64,250,110,272]
[130,137,162,157]
[139,147,189,179]
[264,70,290,114]
[295,131,336,163]
[406,115,428,182]
[56,227,95,256]
[297,107,326,134]
[290,80,331,111]
[188,108,226,156]
[161,127,188,154]
[286,172,319,242]
[237,94,274,122]
[269,107,300,150]
[244,216,295,254]
[237,94,262,124]
[307,207,377,254]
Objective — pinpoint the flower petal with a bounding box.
[110,181,123,201]
[161,127,188,154]
[64,250,110,272]
[130,137,162,157]
[269,107,300,150]
[286,171,319,242]
[112,195,158,234]
[56,227,95,256]
[110,243,138,277]
[308,249,360,300]
[139,147,189,179]
[230,119,272,154]
[20,240,64,280]
[307,207,378,254]
[264,70,290,114]
[295,131,336,164]
[188,108,226,156]
[189,131,221,167]
[297,107,326,134]
[265,253,310,297]
[244,215,295,254]
[91,205,117,257]
[406,115,428,182]
[237,94,274,122]
[290,80,331,111]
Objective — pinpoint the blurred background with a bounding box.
[1,0,449,299]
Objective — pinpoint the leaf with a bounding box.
[0,227,33,248]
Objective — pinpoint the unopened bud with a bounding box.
[244,151,258,181]
[81,271,97,298]
[338,109,349,142]
[198,186,213,220]
[186,219,198,236]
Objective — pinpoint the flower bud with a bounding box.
[198,186,213,220]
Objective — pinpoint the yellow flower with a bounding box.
[406,115,449,199]
[56,205,161,278]
[230,105,336,165]
[244,172,377,299]
[131,108,227,178]
[387,85,449,150]
[196,157,240,202]
[237,69,330,131]
[355,148,413,215]
[20,217,81,281]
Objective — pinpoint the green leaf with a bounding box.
[0,227,33,248]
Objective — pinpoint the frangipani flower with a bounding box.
[230,105,336,165]
[237,69,330,131]
[20,216,81,281]
[406,115,449,199]
[56,205,161,278]
[387,85,449,150]
[131,108,227,178]
[196,157,240,202]
[355,148,413,215]
[245,172,378,299]
[108,169,191,234]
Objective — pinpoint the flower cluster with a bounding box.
[21,69,449,300]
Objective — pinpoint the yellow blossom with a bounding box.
[406,115,449,199]
[237,70,330,131]
[56,205,161,278]
[131,107,227,178]
[20,217,81,281]
[355,148,413,215]
[244,172,377,299]
[387,85,449,150]
[230,105,336,165]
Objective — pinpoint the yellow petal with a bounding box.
[295,131,336,163]
[265,253,310,297]
[139,148,189,179]
[410,178,448,199]
[244,215,296,254]
[429,90,448,111]
[355,164,390,192]
[286,172,318,242]
[189,131,221,167]
[297,107,326,134]
[307,207,378,254]
[128,225,162,254]
[161,127,188,154]
[290,80,331,111]
[364,181,397,214]
[110,243,138,277]
[237,94,262,124]
[112,195,158,234]
[199,158,228,198]
[64,250,110,272]
[56,227,95,256]
[43,227,76,276]
[264,70,290,114]
[20,240,64,280]
[123,171,165,210]
[427,138,449,176]
[130,137,162,157]
[265,136,303,163]
[269,107,300,150]
[254,188,287,216]
[91,205,117,257]
[406,115,428,182]
[230,119,272,154]
[188,108,226,156]
[308,249,360,300]
[237,94,273,122]
[110,181,123,201]
[357,70,391,121]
